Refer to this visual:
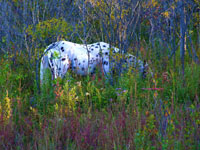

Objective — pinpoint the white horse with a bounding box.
[40,41,148,83]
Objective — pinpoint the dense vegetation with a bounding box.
[0,0,199,149]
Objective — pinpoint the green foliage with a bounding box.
[36,68,55,116]
[0,54,30,98]
[26,18,72,43]
[0,0,200,149]
[58,81,78,113]
[0,54,10,97]
[0,51,200,149]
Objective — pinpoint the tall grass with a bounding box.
[0,51,199,149]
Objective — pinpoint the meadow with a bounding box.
[0,0,199,149]
[0,47,199,149]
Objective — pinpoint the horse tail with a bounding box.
[40,55,49,84]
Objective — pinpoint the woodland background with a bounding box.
[0,0,199,149]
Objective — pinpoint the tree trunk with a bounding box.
[179,1,186,78]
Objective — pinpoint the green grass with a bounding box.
[0,52,199,150]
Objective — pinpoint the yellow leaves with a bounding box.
[30,106,37,115]
[112,52,123,62]
[153,91,158,98]
[151,0,158,7]
[87,0,106,9]
[171,4,175,10]
[0,90,12,123]
[54,103,59,112]
[122,9,128,18]
[61,82,78,113]
[26,17,72,41]
[162,11,170,18]
[143,0,158,8]
[96,1,100,7]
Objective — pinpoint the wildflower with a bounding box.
[145,111,149,116]
[153,92,158,98]
[86,92,90,96]
[153,129,158,134]
[165,110,170,117]
[77,81,81,86]
[116,92,120,96]
[123,90,127,93]
[30,107,36,113]
[30,106,37,117]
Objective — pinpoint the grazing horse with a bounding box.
[40,41,148,83]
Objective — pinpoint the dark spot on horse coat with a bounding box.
[128,56,133,59]
[79,63,81,65]
[95,46,98,48]
[103,61,108,65]
[62,58,66,61]
[83,60,85,63]
[61,47,64,52]
[89,60,93,64]
[96,55,98,57]
[105,52,108,55]
[103,45,106,47]
[91,48,94,51]
[59,68,61,70]
[82,67,84,71]
[74,58,77,61]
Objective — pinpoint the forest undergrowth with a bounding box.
[0,48,199,150]
[0,0,199,149]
